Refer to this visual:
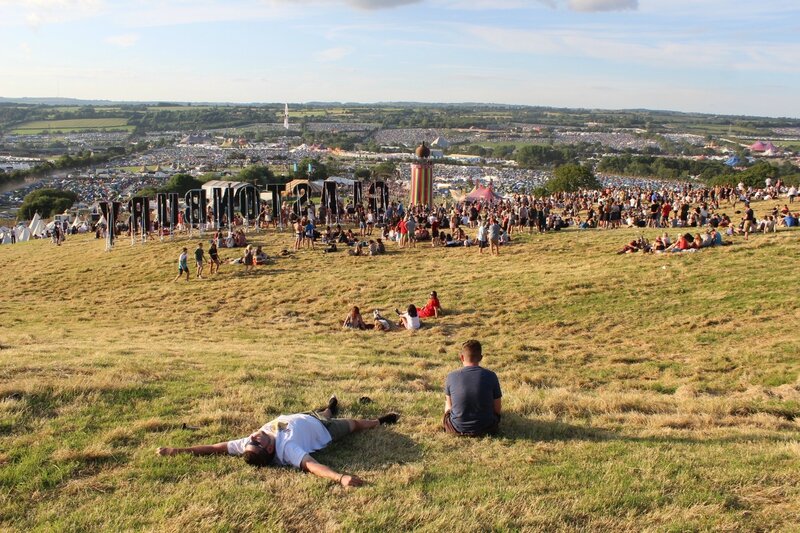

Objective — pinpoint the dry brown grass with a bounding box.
[2,201,800,531]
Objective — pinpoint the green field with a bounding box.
[12,118,132,134]
[2,201,800,530]
[145,106,214,111]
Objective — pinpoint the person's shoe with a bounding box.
[326,395,339,417]
[378,413,400,425]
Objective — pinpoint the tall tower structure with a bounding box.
[410,141,434,207]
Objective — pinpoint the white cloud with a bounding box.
[105,33,139,47]
[0,0,105,28]
[463,24,800,74]
[438,0,635,11]
[264,0,421,10]
[315,46,352,61]
[567,0,637,12]
[345,0,421,8]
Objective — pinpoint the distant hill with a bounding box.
[0,97,796,120]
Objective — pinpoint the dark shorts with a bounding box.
[306,410,351,441]
[179,265,188,273]
[442,411,499,437]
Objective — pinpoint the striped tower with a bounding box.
[410,142,434,207]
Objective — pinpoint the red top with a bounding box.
[417,297,440,318]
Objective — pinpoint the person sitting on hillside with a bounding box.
[443,340,502,437]
[156,396,399,488]
[254,246,268,265]
[417,291,442,319]
[234,229,247,248]
[762,215,777,233]
[343,306,368,330]
[372,310,394,331]
[665,233,693,252]
[243,245,255,273]
[396,305,421,330]
[322,226,334,244]
[348,242,364,256]
[780,212,798,227]
[617,236,650,254]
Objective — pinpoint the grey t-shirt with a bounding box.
[445,366,502,434]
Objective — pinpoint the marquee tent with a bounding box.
[325,176,356,186]
[201,180,252,195]
[465,183,503,203]
[284,179,324,195]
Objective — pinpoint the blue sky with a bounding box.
[1,0,799,117]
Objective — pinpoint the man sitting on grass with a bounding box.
[443,340,502,437]
[156,396,399,488]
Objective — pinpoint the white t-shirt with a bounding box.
[226,414,332,468]
[401,313,421,330]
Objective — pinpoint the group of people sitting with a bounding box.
[617,228,726,255]
[617,230,726,254]
[156,339,501,488]
[342,291,442,331]
[228,244,269,271]
[212,229,248,249]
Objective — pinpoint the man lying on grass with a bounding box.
[156,396,399,488]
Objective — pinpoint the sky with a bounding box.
[1,0,799,117]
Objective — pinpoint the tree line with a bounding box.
[597,154,800,187]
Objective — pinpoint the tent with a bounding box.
[750,141,767,152]
[28,213,45,237]
[15,226,31,242]
[724,155,742,167]
[201,180,252,195]
[1,231,11,245]
[431,136,450,149]
[325,176,356,186]
[465,183,503,203]
[284,179,323,195]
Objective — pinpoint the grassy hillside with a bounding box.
[1,211,800,531]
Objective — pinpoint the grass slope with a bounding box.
[1,213,800,531]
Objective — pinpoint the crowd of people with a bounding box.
[146,177,799,489]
